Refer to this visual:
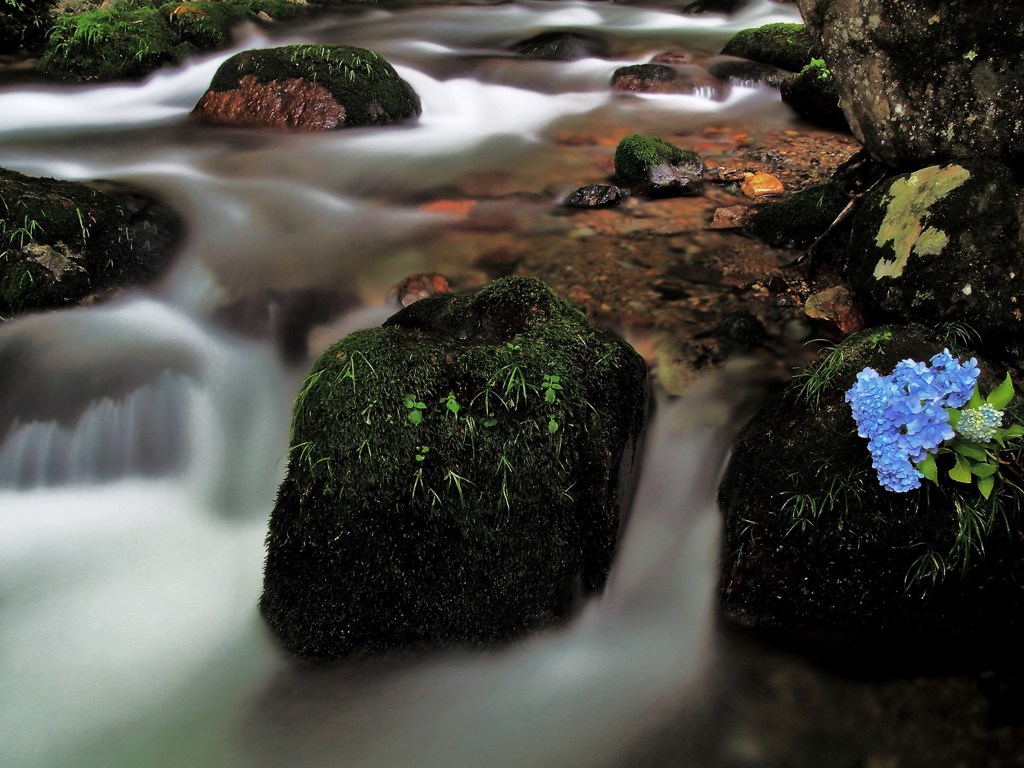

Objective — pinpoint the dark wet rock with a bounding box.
[744,182,849,248]
[260,276,648,659]
[194,45,420,130]
[0,168,179,319]
[650,51,690,65]
[720,22,819,73]
[564,185,623,209]
[614,134,704,197]
[714,311,766,348]
[388,272,452,307]
[510,31,607,60]
[611,63,727,98]
[780,59,849,132]
[683,0,746,12]
[705,55,789,88]
[38,0,305,83]
[795,0,1024,171]
[843,162,1024,346]
[719,323,1024,665]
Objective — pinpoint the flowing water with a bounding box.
[0,2,819,766]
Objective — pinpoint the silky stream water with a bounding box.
[0,2,801,766]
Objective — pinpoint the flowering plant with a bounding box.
[845,350,1024,495]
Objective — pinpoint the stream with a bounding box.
[0,2,898,767]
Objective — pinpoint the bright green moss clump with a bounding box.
[614,134,704,196]
[261,276,648,659]
[720,22,820,73]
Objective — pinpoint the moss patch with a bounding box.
[613,134,704,196]
[744,182,849,249]
[720,22,819,73]
[261,276,648,659]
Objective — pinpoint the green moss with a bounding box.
[614,134,694,182]
[207,44,421,126]
[745,182,849,249]
[0,168,136,316]
[37,0,308,82]
[720,22,820,73]
[261,276,648,659]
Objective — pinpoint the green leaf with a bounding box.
[408,410,422,425]
[970,462,998,478]
[951,440,988,461]
[916,453,938,484]
[1003,424,1024,437]
[967,383,984,409]
[987,373,1014,410]
[947,408,961,429]
[548,418,559,434]
[949,455,972,483]
[978,474,995,499]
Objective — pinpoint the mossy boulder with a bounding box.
[614,134,704,197]
[261,276,648,659]
[193,44,421,130]
[0,167,178,318]
[38,0,306,83]
[744,182,849,249]
[842,162,1024,349]
[780,59,849,132]
[795,0,1024,171]
[719,324,1024,665]
[719,22,819,73]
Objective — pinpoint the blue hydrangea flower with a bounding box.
[958,404,1003,443]
[844,349,980,493]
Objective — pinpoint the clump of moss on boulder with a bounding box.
[720,22,819,73]
[614,134,704,197]
[0,167,178,318]
[193,44,421,130]
[719,324,1024,666]
[780,58,849,132]
[744,182,848,249]
[38,0,306,82]
[261,276,648,659]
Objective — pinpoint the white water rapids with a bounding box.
[0,2,802,767]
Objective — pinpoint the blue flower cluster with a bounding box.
[958,403,1003,443]
[845,349,979,492]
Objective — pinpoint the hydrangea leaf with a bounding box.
[947,408,962,429]
[977,473,995,499]
[987,374,1014,410]
[970,461,998,478]
[1003,424,1024,438]
[949,454,972,483]
[916,452,938,483]
[952,440,988,461]
[967,383,984,409]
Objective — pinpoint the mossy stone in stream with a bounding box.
[261,276,648,660]
[720,23,819,73]
[195,44,421,129]
[780,59,849,132]
[0,167,175,318]
[719,324,1024,667]
[614,134,704,197]
[744,182,849,249]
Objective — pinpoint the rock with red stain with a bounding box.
[194,45,421,131]
[804,285,865,335]
[389,273,453,307]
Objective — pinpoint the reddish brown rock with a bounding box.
[710,205,754,229]
[650,51,691,65]
[388,273,452,307]
[740,171,785,199]
[804,285,865,334]
[193,75,346,131]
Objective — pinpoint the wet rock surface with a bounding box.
[564,184,624,209]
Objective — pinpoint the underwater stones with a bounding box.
[718,324,1024,663]
[795,0,1024,170]
[719,23,819,73]
[614,134,704,197]
[564,184,623,209]
[0,167,177,318]
[261,276,648,659]
[510,31,607,60]
[744,182,848,248]
[193,45,421,130]
[844,162,1024,342]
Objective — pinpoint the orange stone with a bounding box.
[419,199,477,217]
[740,172,785,199]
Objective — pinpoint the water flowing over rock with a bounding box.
[510,31,607,60]
[795,0,1024,170]
[261,276,648,659]
[193,45,421,131]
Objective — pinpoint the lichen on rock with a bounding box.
[261,276,648,659]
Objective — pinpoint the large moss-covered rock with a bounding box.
[0,168,178,318]
[261,276,648,659]
[193,44,421,130]
[843,162,1024,345]
[38,0,305,83]
[719,324,1024,663]
[719,22,819,73]
[614,134,704,197]
[795,0,1024,171]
